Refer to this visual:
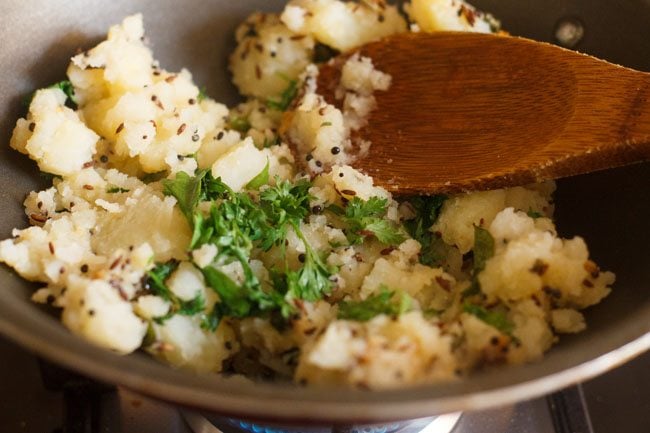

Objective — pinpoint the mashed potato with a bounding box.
[0,1,613,389]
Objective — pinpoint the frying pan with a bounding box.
[0,0,649,423]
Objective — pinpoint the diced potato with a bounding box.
[230,13,315,99]
[282,0,407,51]
[211,137,267,192]
[11,89,98,176]
[407,0,498,33]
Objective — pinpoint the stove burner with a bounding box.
[181,412,462,433]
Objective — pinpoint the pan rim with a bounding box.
[0,293,648,423]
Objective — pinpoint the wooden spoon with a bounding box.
[315,32,650,195]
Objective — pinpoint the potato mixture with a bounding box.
[0,0,614,389]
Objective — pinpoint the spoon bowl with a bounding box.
[316,32,650,194]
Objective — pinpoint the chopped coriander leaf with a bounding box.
[245,160,270,190]
[228,115,251,133]
[142,323,157,347]
[527,209,543,219]
[144,261,209,325]
[285,223,335,302]
[162,171,206,224]
[463,303,515,336]
[177,294,206,316]
[262,136,280,148]
[461,279,481,298]
[330,196,406,246]
[201,266,253,318]
[266,77,298,112]
[462,226,495,298]
[403,195,447,266]
[25,80,77,109]
[163,169,333,321]
[338,287,411,322]
[344,196,387,219]
[320,121,332,127]
[141,170,167,184]
[106,186,130,193]
[39,171,63,182]
[364,219,408,245]
[473,226,495,274]
[153,293,206,325]
[257,177,312,251]
[145,260,179,302]
[51,80,76,104]
[197,86,208,102]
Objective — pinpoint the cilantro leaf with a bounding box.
[403,195,447,266]
[197,86,208,102]
[527,209,543,219]
[201,266,252,318]
[24,80,77,109]
[228,115,251,133]
[106,186,130,193]
[163,169,333,322]
[145,261,179,302]
[473,226,495,274]
[463,303,515,336]
[162,171,207,224]
[141,171,167,184]
[245,160,270,190]
[258,178,333,302]
[462,226,495,298]
[145,261,208,325]
[51,80,76,104]
[257,177,312,251]
[286,223,334,302]
[266,77,298,112]
[365,220,408,245]
[338,287,411,322]
[332,196,406,246]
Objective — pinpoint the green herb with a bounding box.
[329,196,406,245]
[527,209,543,219]
[462,226,496,298]
[141,171,167,184]
[403,195,447,266]
[364,219,408,245]
[258,178,335,302]
[162,171,205,224]
[422,308,442,318]
[285,226,335,302]
[262,136,280,148]
[25,80,77,109]
[39,172,63,182]
[258,177,311,247]
[320,121,332,127]
[463,303,515,336]
[145,261,178,302]
[245,160,269,190]
[106,186,130,193]
[266,76,298,112]
[51,80,76,104]
[142,322,157,347]
[338,287,411,322]
[228,115,251,133]
[144,261,207,325]
[201,266,253,318]
[162,170,334,323]
[473,226,494,273]
[197,86,208,102]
